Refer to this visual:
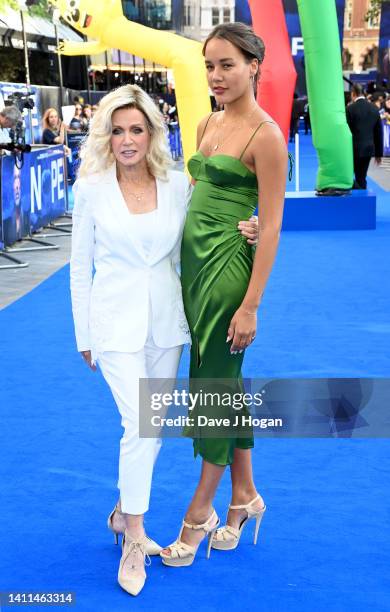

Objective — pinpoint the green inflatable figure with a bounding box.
[297,0,353,192]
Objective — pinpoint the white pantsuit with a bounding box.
[96,306,182,514]
[70,163,191,514]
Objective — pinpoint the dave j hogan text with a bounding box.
[151,415,283,429]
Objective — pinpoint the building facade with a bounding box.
[122,0,173,29]
[182,0,235,41]
[343,0,380,72]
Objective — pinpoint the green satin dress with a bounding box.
[181,122,271,466]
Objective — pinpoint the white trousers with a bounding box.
[96,310,182,515]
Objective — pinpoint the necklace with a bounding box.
[210,106,258,153]
[119,175,153,202]
[123,188,145,202]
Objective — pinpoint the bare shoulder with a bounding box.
[197,111,218,130]
[196,111,219,140]
[255,120,285,146]
[251,121,287,165]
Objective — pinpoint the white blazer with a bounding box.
[70,163,192,357]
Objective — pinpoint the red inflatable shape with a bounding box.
[248,0,297,143]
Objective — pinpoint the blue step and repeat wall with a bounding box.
[0,146,67,249]
[0,82,69,249]
[378,1,390,88]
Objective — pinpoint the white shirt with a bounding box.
[0,126,11,144]
[128,208,158,258]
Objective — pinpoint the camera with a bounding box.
[0,120,31,154]
[5,91,35,113]
[7,120,31,153]
[0,91,34,155]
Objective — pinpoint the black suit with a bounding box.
[346,98,383,189]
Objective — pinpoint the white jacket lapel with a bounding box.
[147,177,171,265]
[105,163,149,264]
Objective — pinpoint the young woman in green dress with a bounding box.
[161,23,288,567]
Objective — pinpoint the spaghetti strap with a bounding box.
[239,120,276,160]
[199,112,214,146]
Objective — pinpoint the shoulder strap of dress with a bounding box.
[199,112,214,145]
[239,120,276,160]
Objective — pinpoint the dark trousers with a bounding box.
[289,117,300,141]
[353,155,371,189]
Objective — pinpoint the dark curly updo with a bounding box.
[203,22,266,95]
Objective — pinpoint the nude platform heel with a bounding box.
[160,509,220,567]
[211,494,266,551]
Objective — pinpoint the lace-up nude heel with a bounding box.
[107,502,162,555]
[211,494,266,551]
[160,509,220,567]
[118,529,151,597]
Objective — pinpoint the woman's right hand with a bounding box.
[80,350,97,371]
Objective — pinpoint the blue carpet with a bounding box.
[1,136,390,611]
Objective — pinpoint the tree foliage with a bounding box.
[366,0,390,22]
[0,0,51,19]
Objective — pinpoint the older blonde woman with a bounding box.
[70,84,257,596]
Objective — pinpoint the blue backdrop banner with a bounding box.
[30,146,67,233]
[0,155,31,247]
[382,119,390,156]
[1,146,67,248]
[378,2,390,88]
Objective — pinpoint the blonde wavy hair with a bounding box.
[42,107,60,131]
[77,84,172,180]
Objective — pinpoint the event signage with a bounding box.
[378,1,390,88]
[0,146,67,248]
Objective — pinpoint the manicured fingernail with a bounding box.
[239,350,243,354]
[226,336,230,342]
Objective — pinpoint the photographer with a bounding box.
[0,106,23,146]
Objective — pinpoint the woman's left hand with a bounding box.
[238,215,258,245]
[227,306,257,354]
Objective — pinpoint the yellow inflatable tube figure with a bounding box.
[50,0,211,163]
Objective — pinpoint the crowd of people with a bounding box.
[368,90,390,123]
[290,84,390,141]
[288,83,385,190]
[41,99,98,147]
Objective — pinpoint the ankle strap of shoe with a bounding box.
[229,494,260,510]
[183,509,217,532]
